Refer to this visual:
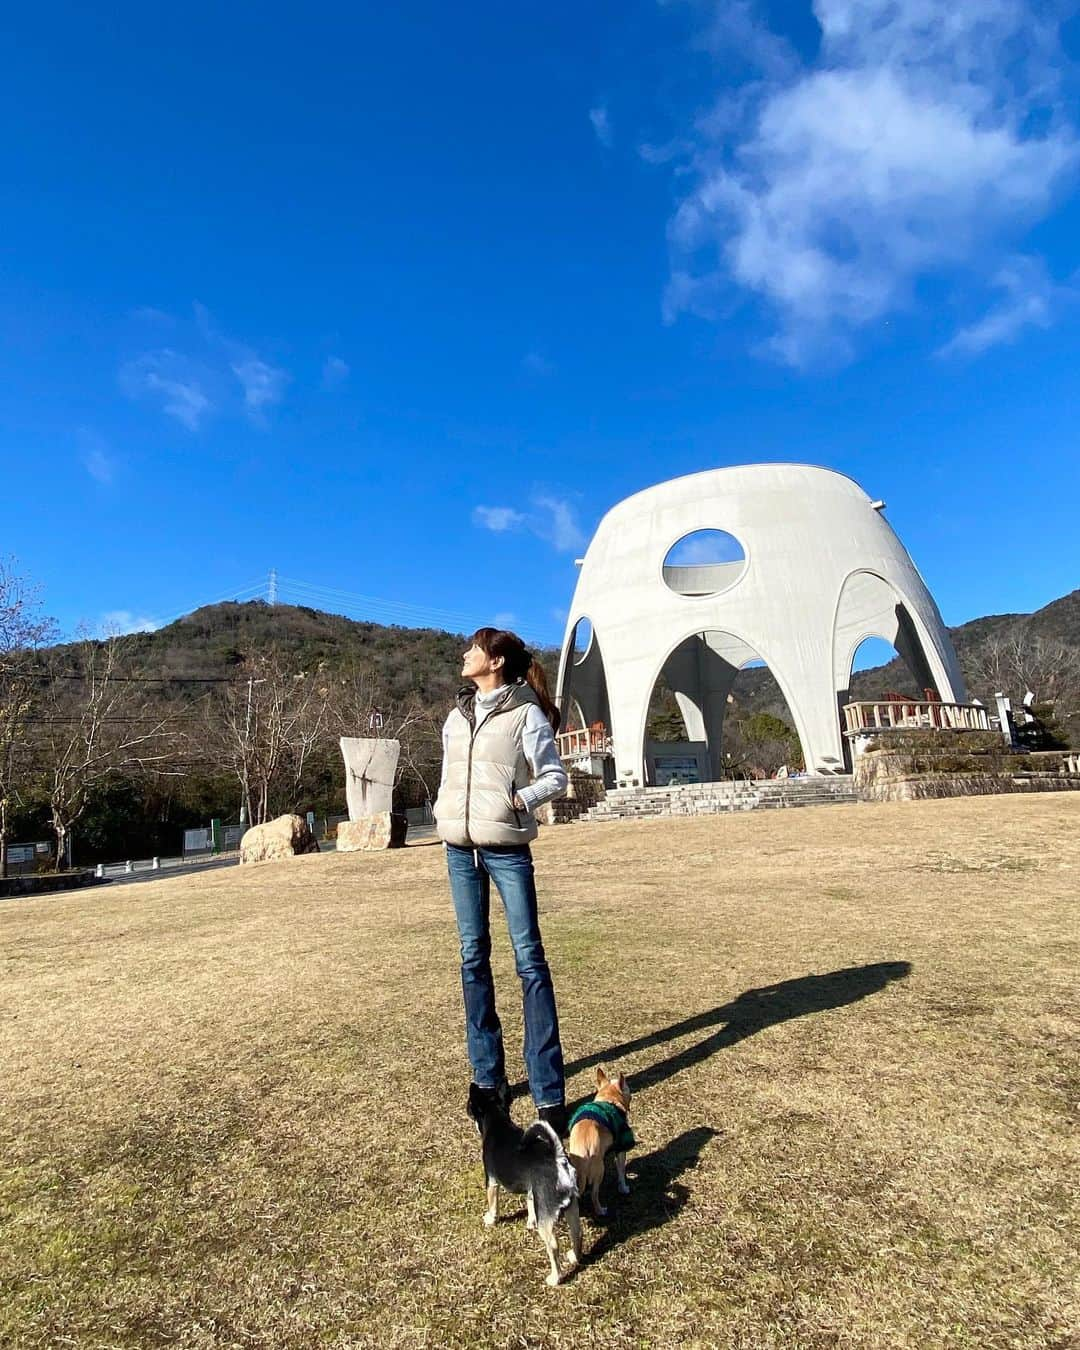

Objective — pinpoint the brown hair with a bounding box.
[469,627,561,732]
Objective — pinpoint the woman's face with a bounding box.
[461,643,503,681]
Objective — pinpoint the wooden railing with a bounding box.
[556,727,614,758]
[842,701,991,735]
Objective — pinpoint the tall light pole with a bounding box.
[240,675,266,825]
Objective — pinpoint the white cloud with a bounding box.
[663,0,1078,365]
[474,496,586,553]
[78,429,115,484]
[532,495,586,553]
[589,104,614,147]
[493,611,517,627]
[667,529,744,565]
[231,357,288,418]
[322,355,350,389]
[122,305,290,429]
[99,610,160,636]
[938,255,1061,356]
[473,505,527,532]
[120,350,213,430]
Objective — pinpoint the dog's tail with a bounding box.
[526,1121,578,1204]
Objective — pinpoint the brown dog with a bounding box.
[567,1066,634,1216]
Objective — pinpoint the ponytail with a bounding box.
[526,657,561,733]
[469,626,561,732]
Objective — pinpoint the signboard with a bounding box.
[654,756,702,786]
[183,828,213,855]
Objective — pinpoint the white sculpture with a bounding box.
[340,738,400,819]
[556,464,966,780]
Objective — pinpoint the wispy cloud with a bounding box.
[589,104,613,148]
[662,0,1079,366]
[473,505,527,532]
[121,306,291,429]
[99,610,160,636]
[119,350,214,430]
[938,256,1063,357]
[532,495,586,553]
[78,429,116,484]
[473,495,586,553]
[321,355,350,389]
[195,303,289,424]
[231,357,288,419]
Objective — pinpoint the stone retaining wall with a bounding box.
[0,870,104,900]
[853,745,1080,803]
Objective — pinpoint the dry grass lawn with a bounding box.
[1,795,1078,1349]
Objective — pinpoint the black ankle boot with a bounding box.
[471,1080,511,1114]
[537,1103,568,1138]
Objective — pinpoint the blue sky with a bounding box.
[3,1,1079,654]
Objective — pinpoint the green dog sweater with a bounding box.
[568,1100,636,1152]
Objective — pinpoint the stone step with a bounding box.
[578,775,858,823]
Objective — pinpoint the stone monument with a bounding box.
[337,738,408,850]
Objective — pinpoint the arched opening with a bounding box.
[833,571,948,769]
[836,634,934,770]
[662,529,747,597]
[557,616,613,781]
[573,618,594,665]
[645,631,804,784]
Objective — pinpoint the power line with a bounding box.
[274,575,557,648]
[22,674,241,683]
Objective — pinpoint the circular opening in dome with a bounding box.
[662,530,747,597]
[571,617,594,665]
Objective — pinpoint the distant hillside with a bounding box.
[40,601,561,710]
[34,587,1080,734]
[118,601,476,707]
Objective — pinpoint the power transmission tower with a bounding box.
[268,569,278,606]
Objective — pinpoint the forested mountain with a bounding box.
[44,601,488,707]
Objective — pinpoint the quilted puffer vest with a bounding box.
[435,682,540,847]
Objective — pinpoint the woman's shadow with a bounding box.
[561,960,912,1106]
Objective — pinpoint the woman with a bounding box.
[434,627,569,1135]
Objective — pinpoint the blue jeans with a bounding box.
[446,843,565,1108]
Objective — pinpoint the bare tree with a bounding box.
[326,661,443,806]
[214,650,332,826]
[0,560,57,878]
[31,637,179,869]
[961,631,1080,741]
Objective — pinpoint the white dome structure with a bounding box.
[555,464,966,780]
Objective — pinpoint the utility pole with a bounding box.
[268,568,278,606]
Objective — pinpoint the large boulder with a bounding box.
[336,811,408,852]
[240,814,321,864]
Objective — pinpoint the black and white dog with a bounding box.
[466,1083,582,1285]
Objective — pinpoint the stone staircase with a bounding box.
[580,775,859,823]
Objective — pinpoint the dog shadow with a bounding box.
[548,961,911,1113]
[581,1125,718,1263]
